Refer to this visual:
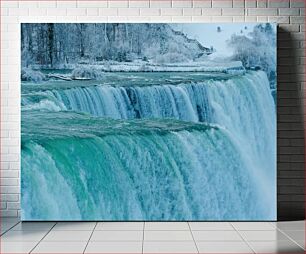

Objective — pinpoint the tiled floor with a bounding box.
[0,218,304,253]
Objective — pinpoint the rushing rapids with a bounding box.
[21,70,276,220]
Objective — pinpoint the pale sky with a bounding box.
[170,23,259,57]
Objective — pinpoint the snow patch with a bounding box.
[71,66,101,80]
[21,68,46,82]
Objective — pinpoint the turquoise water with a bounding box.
[21,71,276,221]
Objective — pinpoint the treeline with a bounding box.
[21,23,210,68]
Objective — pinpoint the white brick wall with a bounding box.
[0,0,305,218]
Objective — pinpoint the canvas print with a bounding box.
[21,23,276,221]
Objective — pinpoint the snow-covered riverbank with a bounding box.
[25,60,245,82]
[82,60,245,73]
[36,60,244,73]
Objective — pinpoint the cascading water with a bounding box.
[21,70,276,220]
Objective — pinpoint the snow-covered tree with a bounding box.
[227,23,276,83]
[21,23,211,68]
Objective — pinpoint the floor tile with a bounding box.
[144,230,193,241]
[90,230,143,241]
[1,241,37,253]
[143,241,198,253]
[189,222,233,231]
[282,230,305,249]
[12,222,55,231]
[276,221,305,231]
[282,230,305,241]
[296,240,305,250]
[249,240,304,253]
[1,221,20,229]
[1,229,8,235]
[42,230,92,242]
[85,241,142,253]
[96,222,143,231]
[239,230,290,241]
[1,225,16,235]
[145,222,190,231]
[268,222,277,228]
[32,241,87,253]
[232,222,275,231]
[1,221,20,233]
[52,222,96,231]
[1,218,20,225]
[192,230,242,241]
[1,230,47,242]
[197,241,253,253]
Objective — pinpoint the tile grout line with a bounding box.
[268,221,277,229]
[141,222,145,254]
[187,222,200,254]
[83,222,98,254]
[276,227,305,251]
[29,222,57,254]
[229,222,256,254]
[0,220,20,236]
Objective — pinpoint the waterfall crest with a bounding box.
[21,71,276,220]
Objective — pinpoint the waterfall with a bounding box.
[21,70,276,220]
[21,113,272,220]
[23,72,274,127]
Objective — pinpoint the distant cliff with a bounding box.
[21,23,212,68]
